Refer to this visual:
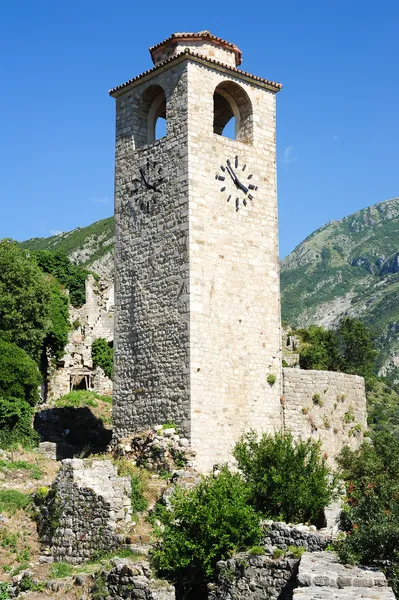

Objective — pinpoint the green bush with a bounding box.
[0,583,11,600]
[32,250,89,307]
[151,467,261,593]
[0,397,39,449]
[336,433,399,595]
[0,340,41,406]
[233,431,336,524]
[44,285,69,361]
[92,338,113,379]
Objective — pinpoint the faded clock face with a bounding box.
[216,155,258,211]
[128,159,165,214]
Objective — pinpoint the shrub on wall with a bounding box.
[92,338,113,379]
[233,431,336,524]
[152,467,261,595]
[0,339,41,406]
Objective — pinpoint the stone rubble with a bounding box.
[261,521,332,554]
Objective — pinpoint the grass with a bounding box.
[0,491,32,515]
[50,562,73,578]
[55,390,111,408]
[0,460,42,480]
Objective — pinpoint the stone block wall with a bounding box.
[282,368,367,463]
[261,521,331,553]
[38,459,131,563]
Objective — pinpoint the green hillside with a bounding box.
[281,197,399,380]
[21,216,114,279]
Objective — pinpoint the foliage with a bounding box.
[233,431,336,524]
[0,583,11,600]
[114,459,148,514]
[50,562,73,579]
[336,317,377,378]
[151,467,261,592]
[297,325,341,371]
[267,374,276,385]
[91,338,113,379]
[32,249,89,307]
[0,490,32,515]
[0,397,39,449]
[366,376,399,437]
[0,339,41,406]
[0,239,51,361]
[296,318,376,378]
[336,433,399,595]
[44,284,70,361]
[0,459,42,480]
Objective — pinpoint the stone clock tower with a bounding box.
[110,31,283,471]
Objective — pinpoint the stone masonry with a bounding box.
[283,368,367,463]
[48,275,114,399]
[111,31,283,472]
[37,459,131,564]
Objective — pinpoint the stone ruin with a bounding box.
[47,275,114,400]
[37,459,131,564]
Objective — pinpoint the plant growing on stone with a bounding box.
[92,338,113,379]
[151,466,261,596]
[0,397,39,449]
[336,432,399,595]
[267,374,276,385]
[233,431,337,524]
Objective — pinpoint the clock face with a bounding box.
[128,159,165,214]
[216,155,258,212]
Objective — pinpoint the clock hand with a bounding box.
[226,162,248,194]
[139,168,157,191]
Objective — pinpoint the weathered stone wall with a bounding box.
[282,368,367,463]
[48,275,114,399]
[38,459,131,564]
[91,558,175,600]
[261,521,331,553]
[186,61,282,472]
[209,553,299,600]
[112,39,282,472]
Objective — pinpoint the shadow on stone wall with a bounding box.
[34,406,112,457]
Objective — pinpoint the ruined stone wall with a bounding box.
[282,368,367,463]
[38,459,131,564]
[261,521,331,553]
[48,275,114,399]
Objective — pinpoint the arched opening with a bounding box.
[136,85,167,148]
[213,81,253,144]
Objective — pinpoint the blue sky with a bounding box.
[1,0,398,258]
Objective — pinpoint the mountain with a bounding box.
[281,197,399,381]
[21,216,114,280]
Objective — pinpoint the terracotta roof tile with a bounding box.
[149,30,242,66]
[109,50,282,97]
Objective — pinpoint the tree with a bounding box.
[233,431,336,524]
[152,467,261,596]
[0,339,41,406]
[44,285,70,362]
[0,240,50,361]
[336,317,377,378]
[32,250,89,307]
[336,433,399,595]
[297,325,341,371]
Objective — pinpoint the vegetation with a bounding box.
[0,240,51,361]
[0,397,39,448]
[44,284,70,361]
[336,432,399,596]
[0,490,32,515]
[0,340,41,406]
[114,459,148,514]
[152,467,261,594]
[92,337,113,379]
[296,318,376,377]
[233,431,336,524]
[54,390,111,408]
[32,249,90,307]
[0,460,42,480]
